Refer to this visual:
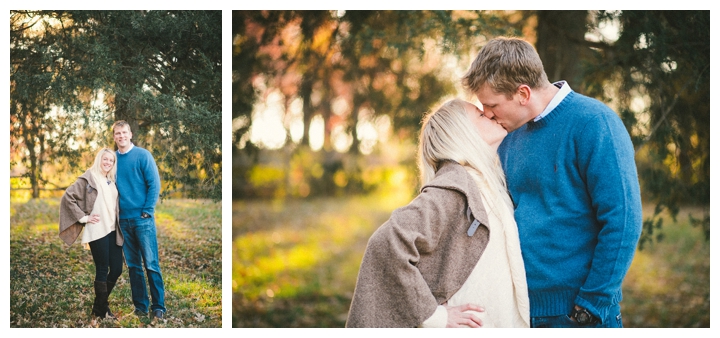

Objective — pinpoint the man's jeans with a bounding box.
[531,303,623,328]
[119,217,166,313]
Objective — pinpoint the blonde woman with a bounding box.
[346,99,529,328]
[59,148,124,319]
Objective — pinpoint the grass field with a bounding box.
[621,206,711,328]
[232,193,710,328]
[10,197,222,328]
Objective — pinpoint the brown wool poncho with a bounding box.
[346,161,491,328]
[59,170,123,247]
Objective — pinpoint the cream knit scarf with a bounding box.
[81,170,117,245]
[444,171,530,327]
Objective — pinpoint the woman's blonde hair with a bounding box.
[90,148,117,182]
[418,98,512,209]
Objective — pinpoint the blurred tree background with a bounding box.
[233,10,709,327]
[9,10,223,328]
[10,10,222,200]
[232,10,525,200]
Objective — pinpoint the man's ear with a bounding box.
[516,85,531,105]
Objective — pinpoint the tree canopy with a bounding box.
[232,10,522,197]
[582,11,710,244]
[232,10,709,243]
[11,10,222,200]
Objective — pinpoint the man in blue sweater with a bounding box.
[461,37,642,328]
[113,120,166,320]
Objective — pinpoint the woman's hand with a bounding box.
[87,214,100,224]
[444,303,484,328]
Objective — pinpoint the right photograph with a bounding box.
[231,10,710,328]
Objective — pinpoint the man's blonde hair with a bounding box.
[112,120,131,133]
[462,37,549,98]
[418,99,513,210]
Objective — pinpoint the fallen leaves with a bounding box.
[10,198,222,328]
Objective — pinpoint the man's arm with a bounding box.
[574,111,643,322]
[141,150,161,216]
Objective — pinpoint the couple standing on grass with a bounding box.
[59,120,167,321]
[346,37,642,328]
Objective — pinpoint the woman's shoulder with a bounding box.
[79,170,95,182]
[421,161,489,228]
[69,170,97,190]
[423,161,472,193]
[414,164,472,212]
[62,171,92,198]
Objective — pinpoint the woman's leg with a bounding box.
[88,233,112,318]
[89,234,111,282]
[105,231,124,318]
[107,231,124,283]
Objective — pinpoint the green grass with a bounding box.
[232,192,409,328]
[10,198,222,328]
[620,206,710,327]
[232,194,710,328]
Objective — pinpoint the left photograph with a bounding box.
[9,10,222,328]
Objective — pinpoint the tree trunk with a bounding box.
[535,11,590,88]
[112,91,141,147]
[29,154,40,199]
[300,76,314,147]
[347,103,360,155]
[24,120,42,199]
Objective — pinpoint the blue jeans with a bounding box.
[119,217,166,313]
[531,303,623,328]
[88,230,124,283]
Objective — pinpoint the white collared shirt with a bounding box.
[534,81,571,122]
[118,142,135,155]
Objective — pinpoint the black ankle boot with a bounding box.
[91,281,108,318]
[105,281,117,319]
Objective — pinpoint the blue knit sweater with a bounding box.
[116,145,161,219]
[498,91,642,322]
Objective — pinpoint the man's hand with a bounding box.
[570,305,598,325]
[444,303,484,328]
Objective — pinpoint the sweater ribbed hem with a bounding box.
[528,290,576,317]
[529,289,623,320]
[119,207,154,220]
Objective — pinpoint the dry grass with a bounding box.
[232,194,710,328]
[620,206,710,327]
[10,198,222,328]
